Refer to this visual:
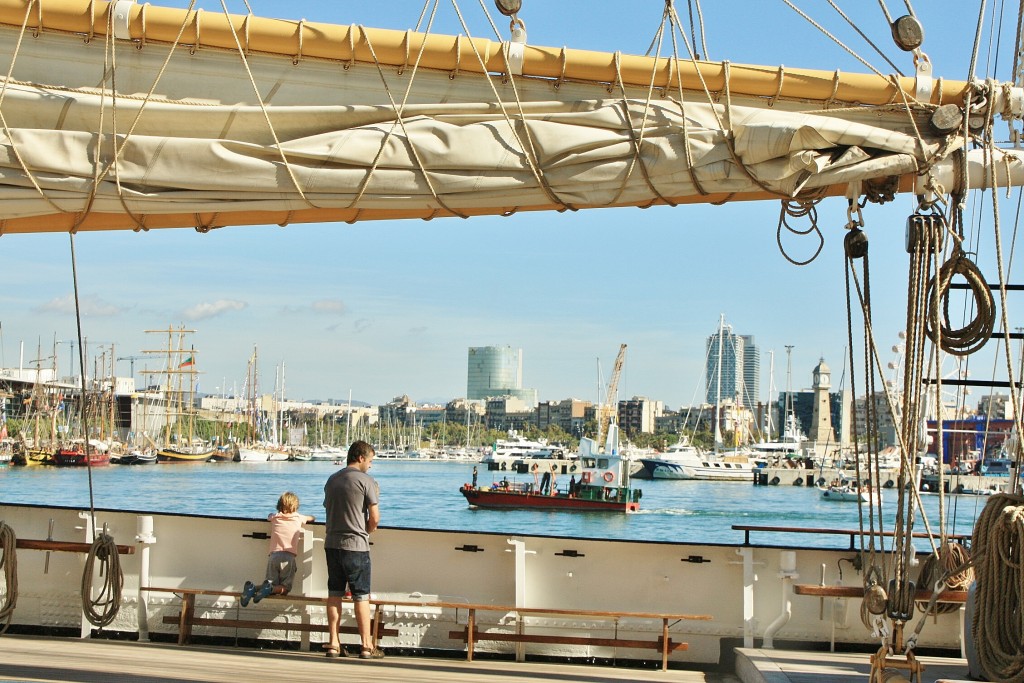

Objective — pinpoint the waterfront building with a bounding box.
[379,395,415,428]
[926,416,1014,465]
[740,335,760,410]
[536,398,591,436]
[444,398,485,430]
[978,393,1014,419]
[467,346,538,407]
[406,404,446,428]
[617,396,664,435]
[484,396,535,432]
[853,391,899,449]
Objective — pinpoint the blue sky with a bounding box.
[0,1,1018,408]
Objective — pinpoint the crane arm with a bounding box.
[596,344,627,452]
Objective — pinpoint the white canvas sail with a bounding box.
[0,0,1019,233]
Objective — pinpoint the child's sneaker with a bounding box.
[240,580,256,607]
[252,579,274,603]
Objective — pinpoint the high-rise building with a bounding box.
[705,324,759,408]
[467,346,538,407]
[740,335,760,409]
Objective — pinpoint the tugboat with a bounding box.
[460,425,641,513]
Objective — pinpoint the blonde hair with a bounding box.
[277,491,300,513]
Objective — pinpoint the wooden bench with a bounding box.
[431,601,711,671]
[144,588,710,670]
[17,538,136,555]
[793,584,968,603]
[141,587,398,647]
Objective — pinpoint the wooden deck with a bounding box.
[0,635,983,682]
[0,634,738,683]
[735,648,974,683]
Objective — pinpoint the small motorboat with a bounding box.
[819,482,879,504]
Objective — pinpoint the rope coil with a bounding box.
[81,532,123,629]
[915,542,973,615]
[971,493,1024,682]
[924,247,995,356]
[0,521,17,634]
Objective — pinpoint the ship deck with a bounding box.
[735,648,972,682]
[0,635,979,683]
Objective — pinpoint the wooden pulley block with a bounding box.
[864,583,888,615]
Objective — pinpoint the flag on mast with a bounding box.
[179,356,194,368]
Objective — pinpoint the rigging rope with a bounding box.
[69,232,123,628]
[0,521,16,634]
[972,493,1024,682]
[780,0,890,79]
[777,199,826,265]
[825,0,904,76]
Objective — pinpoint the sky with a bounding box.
[0,0,1019,408]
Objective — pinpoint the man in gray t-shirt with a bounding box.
[323,440,381,659]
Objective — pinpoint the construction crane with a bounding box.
[595,343,627,453]
[117,355,147,380]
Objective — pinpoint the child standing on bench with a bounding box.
[241,491,315,606]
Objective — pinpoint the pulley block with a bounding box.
[494,0,522,17]
[887,579,916,621]
[844,228,868,259]
[891,15,924,52]
[905,213,946,254]
[864,582,888,615]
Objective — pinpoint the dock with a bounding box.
[0,635,981,683]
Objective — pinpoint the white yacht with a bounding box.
[633,437,757,481]
[480,432,565,464]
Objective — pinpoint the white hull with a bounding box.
[308,447,342,461]
[681,463,756,481]
[635,451,757,481]
[819,486,874,503]
[0,501,964,667]
[236,448,270,463]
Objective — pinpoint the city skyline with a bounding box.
[0,1,1009,409]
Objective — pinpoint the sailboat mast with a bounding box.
[345,389,352,447]
[784,345,795,444]
[766,350,775,439]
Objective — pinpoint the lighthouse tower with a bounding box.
[809,359,836,456]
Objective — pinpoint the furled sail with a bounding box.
[0,0,1020,233]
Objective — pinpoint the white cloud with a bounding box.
[183,299,247,320]
[37,294,123,317]
[312,299,346,315]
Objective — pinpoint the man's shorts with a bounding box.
[325,548,371,601]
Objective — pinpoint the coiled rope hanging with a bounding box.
[915,541,973,615]
[924,246,994,356]
[923,205,995,356]
[971,493,1024,682]
[0,521,17,634]
[80,531,123,629]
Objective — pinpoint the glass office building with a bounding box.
[467,346,523,401]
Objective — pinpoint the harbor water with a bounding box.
[0,460,987,549]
